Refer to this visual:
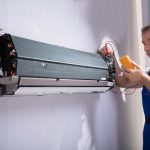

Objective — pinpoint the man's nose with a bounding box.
[144,45,150,51]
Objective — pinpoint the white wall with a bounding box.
[0,0,143,150]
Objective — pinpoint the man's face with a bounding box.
[142,30,150,57]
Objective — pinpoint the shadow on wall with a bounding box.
[78,114,96,150]
[85,1,143,149]
[83,2,136,149]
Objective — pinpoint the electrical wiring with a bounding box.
[110,87,137,95]
[109,83,138,95]
[100,41,136,95]
[110,85,150,96]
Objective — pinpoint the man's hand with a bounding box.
[98,43,114,57]
[123,61,149,87]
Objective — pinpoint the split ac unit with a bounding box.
[0,34,115,96]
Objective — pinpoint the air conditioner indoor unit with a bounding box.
[0,34,115,96]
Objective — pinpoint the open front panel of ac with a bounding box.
[0,34,115,96]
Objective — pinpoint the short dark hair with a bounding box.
[141,25,150,33]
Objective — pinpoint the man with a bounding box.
[99,25,150,150]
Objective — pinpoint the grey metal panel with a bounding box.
[11,35,109,80]
[12,36,107,69]
[17,59,108,80]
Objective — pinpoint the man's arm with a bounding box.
[142,75,150,91]
[123,61,150,90]
[114,74,138,88]
[98,45,143,89]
